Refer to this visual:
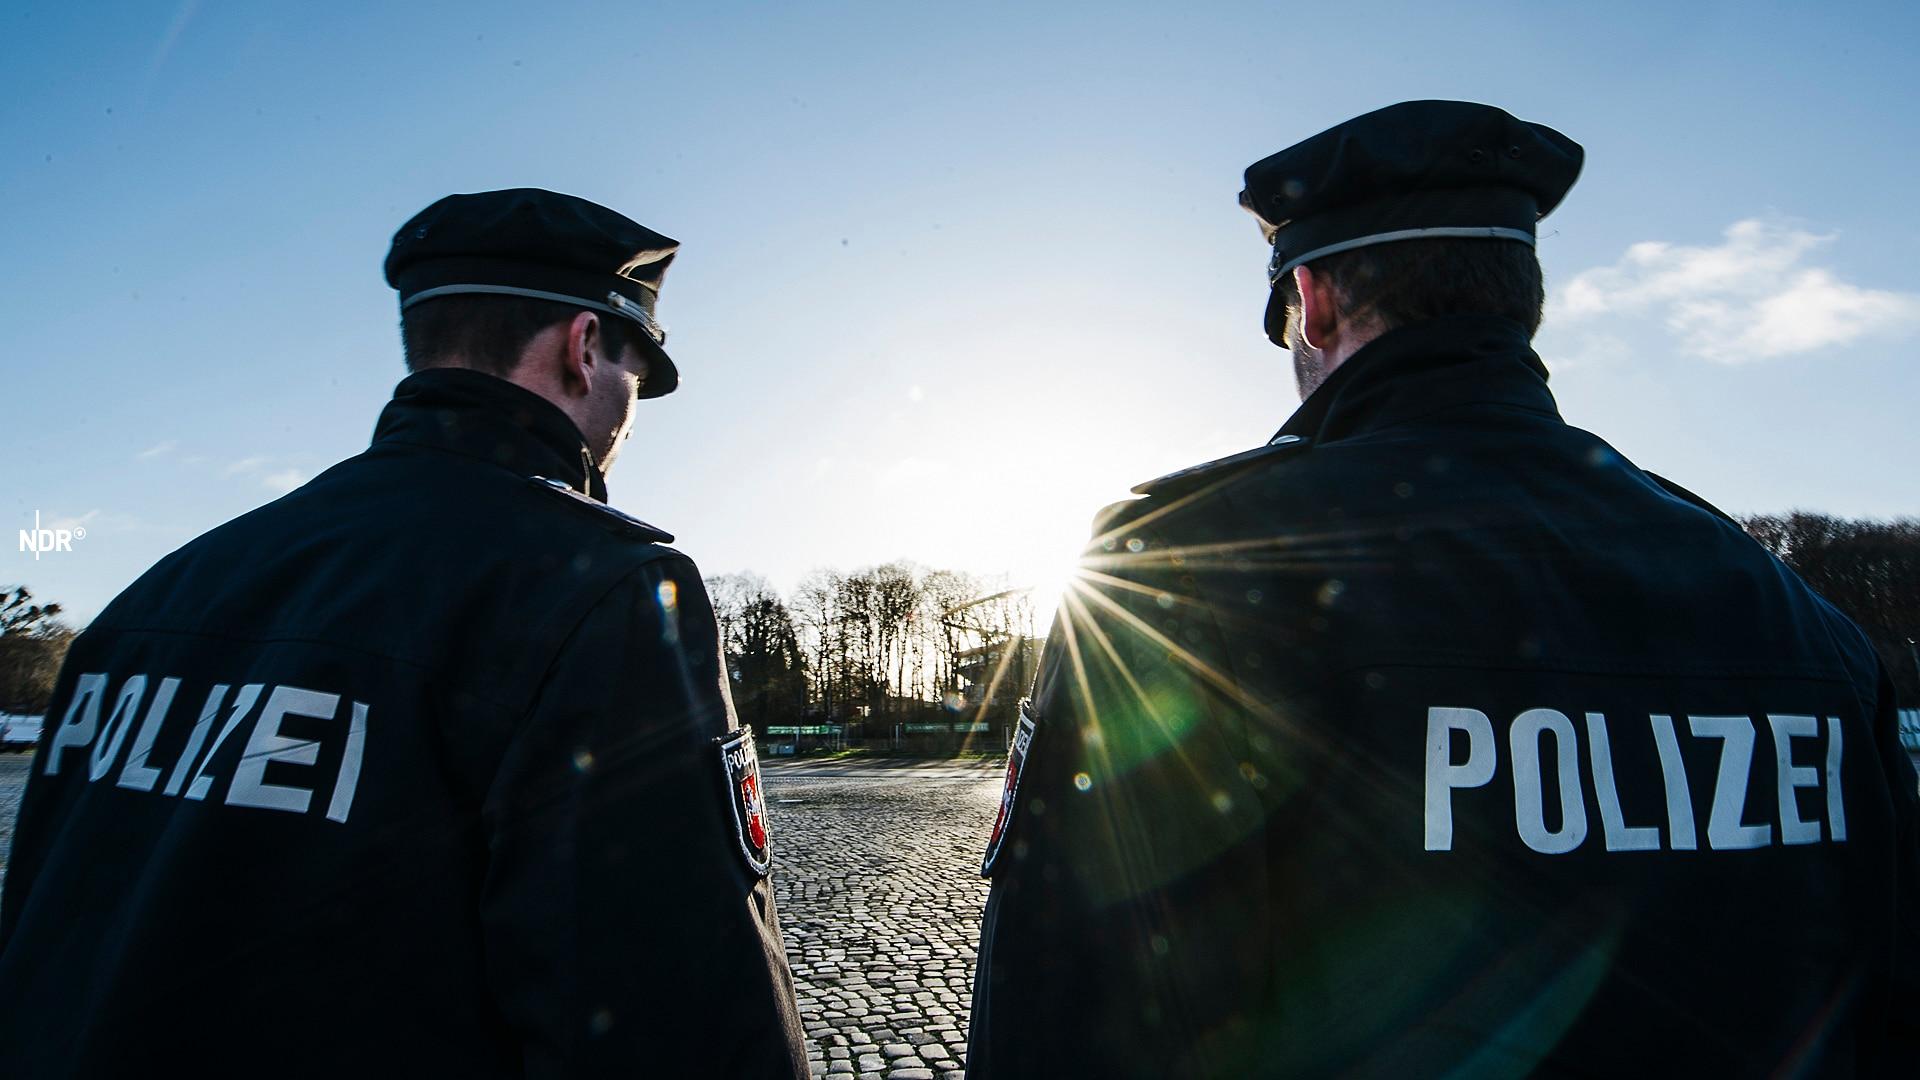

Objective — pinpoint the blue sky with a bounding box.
[4,0,1918,623]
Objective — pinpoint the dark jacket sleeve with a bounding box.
[1870,660,1920,1069]
[478,553,807,1079]
[969,504,1271,1079]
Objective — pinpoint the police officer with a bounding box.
[0,189,809,1077]
[968,102,1920,1077]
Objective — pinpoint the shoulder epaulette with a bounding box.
[528,476,675,543]
[1646,472,1738,527]
[1130,435,1311,498]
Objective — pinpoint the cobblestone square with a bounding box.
[764,759,1001,1080]
[0,754,27,887]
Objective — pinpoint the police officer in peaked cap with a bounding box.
[968,102,1920,1077]
[0,189,809,1077]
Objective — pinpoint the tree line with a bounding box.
[0,587,75,715]
[1740,513,1920,704]
[706,563,1042,741]
[2,512,1913,729]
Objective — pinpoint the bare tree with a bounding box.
[1743,513,1920,704]
[1,586,63,635]
[705,573,808,738]
[707,565,1046,745]
[0,585,76,714]
[921,569,983,700]
[938,580,1041,730]
[869,562,922,720]
[835,568,882,727]
[792,568,845,721]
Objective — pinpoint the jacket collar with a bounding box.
[370,368,608,500]
[1274,315,1559,446]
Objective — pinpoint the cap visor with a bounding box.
[637,338,679,398]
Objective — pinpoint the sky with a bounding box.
[4,0,1918,625]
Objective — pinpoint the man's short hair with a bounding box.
[400,294,642,375]
[1277,238,1546,341]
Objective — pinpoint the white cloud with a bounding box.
[135,440,176,460]
[223,456,306,493]
[1554,218,1920,364]
[1540,331,1633,373]
[32,509,182,540]
[43,509,102,532]
[261,469,306,494]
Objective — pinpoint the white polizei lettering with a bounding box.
[227,685,337,814]
[1510,708,1587,855]
[45,673,109,776]
[163,684,228,797]
[1585,713,1659,851]
[1767,714,1822,845]
[1826,716,1847,842]
[1424,707,1495,851]
[89,675,149,782]
[325,701,369,824]
[1689,715,1771,850]
[185,684,264,801]
[1424,705,1857,856]
[116,676,180,792]
[39,673,368,825]
[1649,714,1698,850]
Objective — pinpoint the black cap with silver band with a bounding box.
[384,189,682,398]
[1241,101,1583,348]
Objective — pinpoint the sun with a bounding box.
[1018,557,1082,633]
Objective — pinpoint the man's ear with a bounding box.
[1293,265,1339,353]
[557,311,604,398]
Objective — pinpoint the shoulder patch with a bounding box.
[1129,434,1310,498]
[528,476,675,543]
[718,728,771,875]
[981,701,1038,877]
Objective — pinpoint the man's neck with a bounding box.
[1296,321,1384,400]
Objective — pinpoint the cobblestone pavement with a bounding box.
[765,759,1002,1080]
[0,753,29,883]
[0,752,1003,1079]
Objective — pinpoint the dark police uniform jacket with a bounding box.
[0,368,808,1078]
[969,316,1920,1078]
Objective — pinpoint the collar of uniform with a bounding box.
[370,368,609,500]
[1274,315,1558,446]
